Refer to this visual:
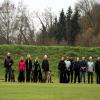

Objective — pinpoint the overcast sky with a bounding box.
[0,0,99,31]
[0,0,77,14]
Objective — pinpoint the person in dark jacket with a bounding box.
[70,57,74,83]
[33,57,42,82]
[80,57,87,83]
[74,57,81,83]
[4,52,13,82]
[95,57,100,84]
[25,54,32,82]
[58,57,66,83]
[42,55,49,83]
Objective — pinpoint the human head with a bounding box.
[20,56,24,61]
[61,57,64,61]
[27,54,31,59]
[44,55,48,60]
[66,56,69,60]
[76,57,80,61]
[89,56,93,61]
[82,57,85,60]
[35,57,39,62]
[97,57,100,61]
[7,52,11,57]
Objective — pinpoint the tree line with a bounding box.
[0,0,100,46]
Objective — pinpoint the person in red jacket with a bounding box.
[18,57,26,82]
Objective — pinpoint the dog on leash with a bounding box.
[46,70,53,83]
[11,69,15,82]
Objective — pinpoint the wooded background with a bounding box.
[0,0,100,46]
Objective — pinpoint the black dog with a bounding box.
[11,69,15,82]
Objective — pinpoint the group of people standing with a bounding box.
[58,56,100,84]
[4,53,49,83]
[4,52,100,84]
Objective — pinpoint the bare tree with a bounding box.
[14,1,35,44]
[0,0,16,44]
[77,0,96,27]
[35,8,55,44]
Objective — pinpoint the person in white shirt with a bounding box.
[87,56,94,84]
[65,57,71,83]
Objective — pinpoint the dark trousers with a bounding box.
[59,71,66,83]
[18,71,25,82]
[80,71,86,83]
[70,71,73,83]
[96,72,100,84]
[5,68,11,82]
[74,71,80,83]
[88,72,93,84]
[66,70,70,83]
[26,71,31,82]
[34,70,42,82]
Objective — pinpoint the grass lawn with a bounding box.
[0,83,100,100]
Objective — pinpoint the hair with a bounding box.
[44,55,48,59]
[7,52,11,56]
[20,56,24,60]
[35,57,39,62]
[26,54,31,59]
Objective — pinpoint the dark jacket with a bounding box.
[25,59,32,71]
[95,60,100,73]
[73,61,81,72]
[4,57,13,69]
[58,60,66,72]
[42,60,49,72]
[70,59,74,72]
[34,61,41,72]
[80,60,87,72]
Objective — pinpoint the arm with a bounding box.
[95,62,97,73]
[4,59,6,68]
[18,62,20,72]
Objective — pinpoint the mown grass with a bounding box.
[0,83,100,100]
[0,45,100,82]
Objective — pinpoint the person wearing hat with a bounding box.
[25,54,32,82]
[4,52,13,82]
[42,55,49,83]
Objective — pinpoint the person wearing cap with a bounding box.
[80,57,87,83]
[42,55,49,83]
[87,56,94,84]
[73,57,81,83]
[4,52,13,82]
[18,57,26,82]
[33,57,42,82]
[95,57,100,84]
[65,56,71,83]
[25,54,32,82]
[58,57,66,83]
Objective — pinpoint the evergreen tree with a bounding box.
[66,7,73,44]
[70,7,81,45]
[56,9,66,43]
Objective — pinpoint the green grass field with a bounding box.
[0,83,100,100]
[0,45,100,82]
[0,45,100,100]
